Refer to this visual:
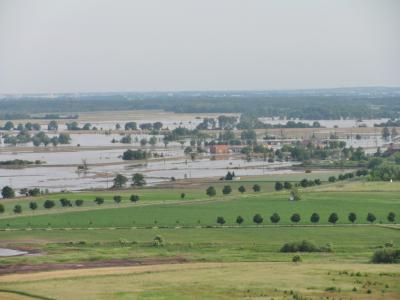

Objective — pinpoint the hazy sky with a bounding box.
[0,0,399,93]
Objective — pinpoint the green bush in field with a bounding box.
[206,186,216,197]
[75,199,84,206]
[280,240,332,253]
[43,200,55,209]
[94,197,104,205]
[216,216,226,225]
[290,213,301,224]
[153,235,165,247]
[113,195,122,204]
[253,213,263,225]
[348,212,357,224]
[292,255,302,263]
[222,185,232,195]
[236,215,244,225]
[387,212,396,223]
[372,248,400,263]
[29,202,38,211]
[238,185,246,193]
[367,212,376,223]
[252,184,261,192]
[0,204,4,214]
[328,213,339,224]
[13,204,22,214]
[270,213,280,224]
[310,213,320,224]
[130,195,139,202]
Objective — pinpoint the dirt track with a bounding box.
[0,257,187,276]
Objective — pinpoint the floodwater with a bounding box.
[258,117,390,128]
[0,248,27,257]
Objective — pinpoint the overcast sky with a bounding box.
[0,0,399,93]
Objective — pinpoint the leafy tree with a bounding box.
[3,121,14,130]
[47,120,58,131]
[291,213,301,224]
[314,179,321,185]
[94,197,104,205]
[292,255,302,263]
[132,173,146,186]
[1,186,15,198]
[13,204,22,214]
[29,201,38,211]
[124,122,137,130]
[300,179,309,188]
[75,199,84,206]
[113,195,122,204]
[310,213,320,224]
[328,176,336,183]
[216,216,226,225]
[290,188,301,201]
[222,185,232,195]
[328,213,339,224]
[43,200,55,209]
[0,204,5,213]
[153,235,165,247]
[367,212,376,223]
[348,212,357,224]
[283,181,292,189]
[122,149,147,160]
[113,174,128,188]
[153,122,163,131]
[253,213,263,225]
[236,215,244,225]
[252,184,261,192]
[382,127,390,140]
[275,182,283,191]
[206,186,216,197]
[140,138,147,146]
[238,185,246,194]
[58,133,71,144]
[270,213,280,224]
[28,188,41,197]
[130,195,140,202]
[59,198,72,207]
[387,212,396,223]
[149,136,157,146]
[180,193,186,199]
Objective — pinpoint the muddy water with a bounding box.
[0,248,27,257]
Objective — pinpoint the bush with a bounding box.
[75,199,84,206]
[252,184,261,192]
[371,248,400,263]
[130,195,139,202]
[1,186,15,198]
[153,235,165,247]
[13,204,22,214]
[387,212,396,223]
[274,182,283,191]
[283,181,292,189]
[253,213,263,225]
[367,212,376,223]
[238,185,246,193]
[328,176,336,182]
[280,240,332,253]
[60,198,72,207]
[180,193,185,199]
[43,200,55,209]
[236,215,244,225]
[0,204,4,213]
[348,212,357,224]
[113,195,122,203]
[206,186,216,197]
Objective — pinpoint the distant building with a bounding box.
[210,144,229,154]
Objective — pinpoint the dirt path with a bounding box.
[0,257,187,276]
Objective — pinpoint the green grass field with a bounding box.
[0,179,399,299]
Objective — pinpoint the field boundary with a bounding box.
[0,289,54,300]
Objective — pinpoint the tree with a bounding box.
[13,204,22,214]
[58,133,71,144]
[184,146,193,156]
[216,216,226,225]
[283,181,292,189]
[140,138,147,146]
[253,213,263,225]
[270,213,280,224]
[238,185,246,194]
[387,212,396,223]
[274,182,283,191]
[113,195,122,204]
[94,197,104,205]
[236,215,244,225]
[310,213,320,224]
[328,176,336,183]
[75,199,84,206]
[43,200,55,209]
[132,173,146,186]
[125,122,137,130]
[3,121,14,130]
[130,195,139,202]
[47,120,58,131]
[180,193,185,199]
[0,204,5,214]
[1,186,15,198]
[60,198,72,207]
[289,188,301,201]
[222,185,232,195]
[348,212,357,224]
[113,174,128,188]
[252,184,261,192]
[29,202,38,211]
[328,213,339,224]
[367,212,376,223]
[28,188,41,197]
[391,127,398,139]
[149,136,157,146]
[291,213,301,224]
[206,186,216,197]
[153,122,163,131]
[122,149,147,160]
[382,127,390,140]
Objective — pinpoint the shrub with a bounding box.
[253,213,263,225]
[310,213,320,224]
[328,176,336,183]
[222,185,232,195]
[75,199,84,206]
[0,204,4,213]
[13,204,22,214]
[270,213,280,224]
[94,197,104,205]
[113,195,122,203]
[292,255,302,262]
[1,186,15,198]
[180,193,185,199]
[275,182,283,191]
[43,200,55,209]
[280,240,332,253]
[130,195,139,202]
[283,181,292,189]
[216,216,226,225]
[372,248,400,263]
[60,198,72,207]
[29,202,38,211]
[290,213,301,223]
[387,212,396,223]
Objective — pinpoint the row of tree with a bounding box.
[216,212,397,225]
[206,184,261,197]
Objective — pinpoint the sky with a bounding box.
[0,0,399,93]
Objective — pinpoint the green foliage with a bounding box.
[252,184,261,192]
[328,213,339,224]
[43,200,55,209]
[13,204,22,214]
[367,212,376,223]
[130,195,139,202]
[236,215,244,225]
[280,240,332,253]
[1,186,15,198]
[0,204,4,213]
[113,174,128,188]
[132,173,146,186]
[152,235,165,247]
[348,212,357,224]
[274,182,283,191]
[122,149,148,161]
[292,255,302,262]
[310,213,320,224]
[253,213,263,225]
[270,213,280,224]
[290,213,301,223]
[113,195,122,204]
[206,186,216,197]
[387,212,396,223]
[216,216,226,225]
[75,199,84,206]
[222,185,232,195]
[94,197,104,205]
[372,248,400,263]
[238,185,246,194]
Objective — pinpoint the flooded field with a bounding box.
[258,117,390,128]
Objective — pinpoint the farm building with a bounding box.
[209,144,229,154]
